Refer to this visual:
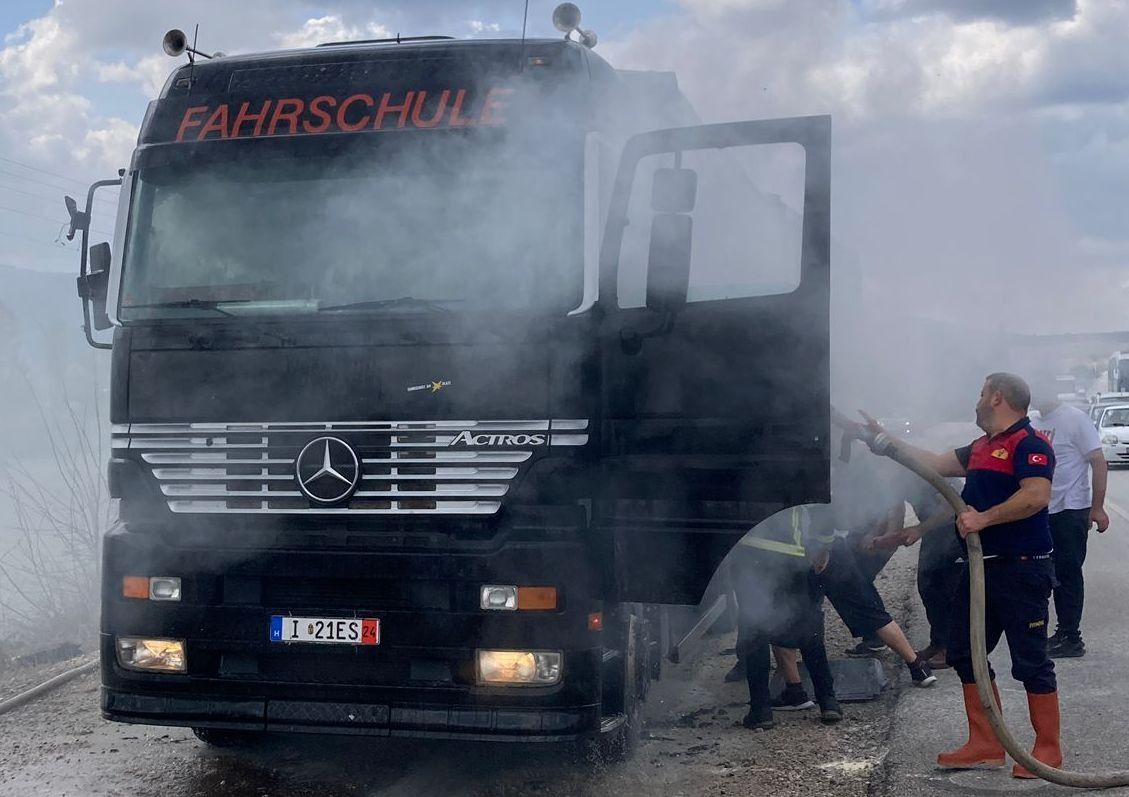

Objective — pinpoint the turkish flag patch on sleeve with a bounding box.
[1029,453,1049,466]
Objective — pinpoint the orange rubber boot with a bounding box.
[1013,691,1063,779]
[937,682,1006,770]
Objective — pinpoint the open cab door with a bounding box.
[598,116,831,604]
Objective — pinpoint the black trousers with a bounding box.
[731,547,836,710]
[918,527,963,650]
[918,561,962,650]
[818,540,893,638]
[1050,508,1090,638]
[947,557,1057,694]
[743,625,837,712]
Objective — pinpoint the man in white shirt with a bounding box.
[1032,388,1110,658]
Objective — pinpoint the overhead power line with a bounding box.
[0,180,119,212]
[0,168,119,207]
[0,205,113,237]
[0,228,78,257]
[0,155,113,189]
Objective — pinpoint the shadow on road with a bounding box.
[185,734,615,796]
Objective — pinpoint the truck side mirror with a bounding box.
[64,195,89,242]
[645,167,696,312]
[651,167,697,213]
[78,242,112,330]
[645,213,692,313]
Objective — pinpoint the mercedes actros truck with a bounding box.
[66,8,831,756]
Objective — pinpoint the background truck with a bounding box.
[66,16,831,757]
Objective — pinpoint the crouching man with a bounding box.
[732,506,842,730]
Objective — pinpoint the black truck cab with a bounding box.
[68,32,832,752]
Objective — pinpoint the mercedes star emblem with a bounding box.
[295,436,361,504]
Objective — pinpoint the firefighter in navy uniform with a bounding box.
[731,506,842,729]
[866,372,1062,778]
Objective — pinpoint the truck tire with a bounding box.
[191,727,263,747]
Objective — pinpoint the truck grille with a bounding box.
[112,420,588,516]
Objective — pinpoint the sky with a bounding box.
[0,0,1126,333]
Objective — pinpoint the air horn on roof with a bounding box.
[552,4,597,49]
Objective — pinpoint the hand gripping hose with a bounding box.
[833,412,1129,788]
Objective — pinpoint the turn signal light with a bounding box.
[122,576,149,599]
[516,587,558,611]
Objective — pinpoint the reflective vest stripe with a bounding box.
[741,507,806,558]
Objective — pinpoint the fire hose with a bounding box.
[832,411,1129,789]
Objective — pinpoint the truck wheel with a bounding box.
[191,727,263,747]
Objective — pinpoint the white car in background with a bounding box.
[1097,404,1129,466]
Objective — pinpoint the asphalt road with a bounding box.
[880,466,1129,796]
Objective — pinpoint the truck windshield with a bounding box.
[119,133,584,319]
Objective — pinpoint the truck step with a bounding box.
[599,713,626,734]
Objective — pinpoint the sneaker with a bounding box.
[741,707,776,731]
[909,658,937,687]
[772,684,815,711]
[723,661,746,683]
[1049,636,1086,659]
[1047,631,1067,652]
[846,639,887,657]
[819,698,844,725]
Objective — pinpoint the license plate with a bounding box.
[270,616,380,645]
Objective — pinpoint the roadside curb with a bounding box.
[867,546,924,797]
[0,659,98,716]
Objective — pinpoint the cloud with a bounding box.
[0,1,409,182]
[77,117,140,172]
[874,0,1079,25]
[469,20,503,34]
[275,15,391,49]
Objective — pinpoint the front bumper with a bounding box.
[102,686,600,740]
[1102,442,1129,464]
[100,522,608,740]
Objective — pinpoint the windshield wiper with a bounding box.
[122,298,255,315]
[121,299,294,346]
[318,297,457,314]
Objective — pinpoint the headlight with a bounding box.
[480,585,518,611]
[1102,434,1119,445]
[116,637,186,673]
[148,577,182,601]
[476,650,562,685]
